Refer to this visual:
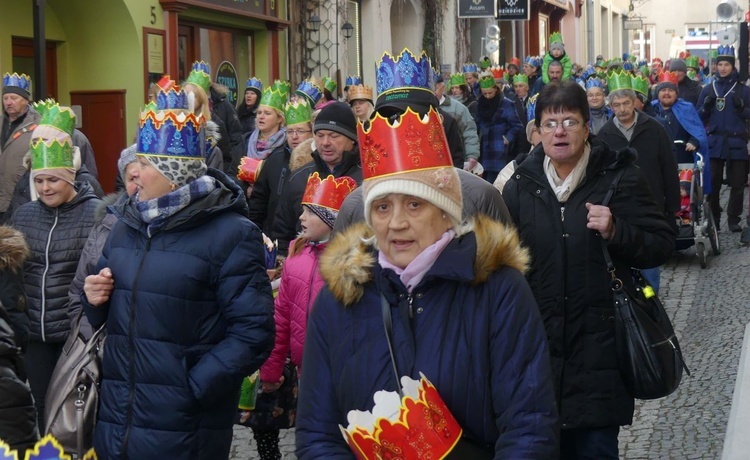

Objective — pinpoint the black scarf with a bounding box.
[477,93,500,121]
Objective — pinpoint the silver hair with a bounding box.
[607,89,637,103]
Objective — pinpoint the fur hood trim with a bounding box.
[319,214,529,306]
[289,138,315,172]
[0,226,30,272]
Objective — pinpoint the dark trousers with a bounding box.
[25,340,64,430]
[560,426,620,460]
[252,428,281,460]
[709,158,750,226]
[484,170,500,185]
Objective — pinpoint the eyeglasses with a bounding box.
[540,119,582,133]
[287,129,311,137]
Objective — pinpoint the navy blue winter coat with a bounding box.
[697,69,750,161]
[296,216,558,459]
[83,169,275,459]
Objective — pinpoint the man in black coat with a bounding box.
[270,102,363,255]
[670,59,702,106]
[597,88,680,292]
[210,83,243,151]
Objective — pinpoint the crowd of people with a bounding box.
[0,34,748,460]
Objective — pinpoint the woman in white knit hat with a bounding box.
[295,106,557,458]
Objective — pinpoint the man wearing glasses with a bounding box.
[597,82,680,293]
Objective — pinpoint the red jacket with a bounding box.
[260,240,326,383]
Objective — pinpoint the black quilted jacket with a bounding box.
[10,182,100,342]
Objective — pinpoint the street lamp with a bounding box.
[341,22,354,39]
[308,14,321,33]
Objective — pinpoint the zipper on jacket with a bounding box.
[407,294,414,319]
[40,208,60,342]
[560,206,565,222]
[304,245,320,317]
[120,235,151,458]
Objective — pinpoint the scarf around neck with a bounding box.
[378,229,456,293]
[135,175,217,236]
[543,143,591,203]
[247,127,287,159]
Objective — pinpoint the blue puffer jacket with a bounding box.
[296,216,558,459]
[83,169,275,459]
[697,69,750,160]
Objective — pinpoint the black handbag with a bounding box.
[600,169,690,400]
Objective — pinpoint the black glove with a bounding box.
[704,96,716,110]
[734,95,744,110]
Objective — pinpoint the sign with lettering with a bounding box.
[192,0,266,15]
[215,61,239,104]
[457,0,497,18]
[624,19,643,30]
[497,0,530,21]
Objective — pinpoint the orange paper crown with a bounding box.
[489,65,505,80]
[358,107,452,181]
[340,374,462,460]
[679,169,693,183]
[237,157,264,183]
[301,172,357,211]
[657,71,679,85]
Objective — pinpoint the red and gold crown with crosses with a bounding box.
[301,172,357,211]
[237,157,264,183]
[357,107,452,181]
[657,71,679,86]
[340,374,462,460]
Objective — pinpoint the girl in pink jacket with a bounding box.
[260,173,357,388]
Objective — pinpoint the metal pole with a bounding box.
[33,0,46,100]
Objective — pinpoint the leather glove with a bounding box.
[734,95,744,110]
[703,96,716,110]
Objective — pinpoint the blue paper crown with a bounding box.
[637,60,648,68]
[138,80,205,160]
[585,78,606,90]
[376,49,435,95]
[245,77,263,92]
[345,75,362,86]
[462,63,479,73]
[295,79,323,106]
[622,61,634,71]
[718,45,735,57]
[191,60,211,75]
[524,56,541,68]
[2,72,31,92]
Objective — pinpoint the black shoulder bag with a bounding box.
[381,295,493,458]
[600,169,690,400]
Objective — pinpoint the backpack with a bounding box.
[44,311,106,457]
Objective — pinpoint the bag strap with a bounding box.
[599,167,627,275]
[381,293,404,398]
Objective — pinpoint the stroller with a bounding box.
[675,150,720,268]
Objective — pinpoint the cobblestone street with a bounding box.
[230,190,750,460]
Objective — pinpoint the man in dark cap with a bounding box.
[669,58,702,105]
[697,46,750,233]
[270,101,363,254]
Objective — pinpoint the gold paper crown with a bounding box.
[348,84,373,102]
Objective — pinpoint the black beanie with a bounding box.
[716,55,736,67]
[374,87,440,114]
[314,101,358,141]
[2,85,30,100]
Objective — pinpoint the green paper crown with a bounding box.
[479,57,492,70]
[685,56,700,69]
[479,74,496,89]
[709,49,719,59]
[32,99,76,137]
[284,98,312,126]
[549,32,563,45]
[631,75,650,95]
[513,74,529,85]
[31,138,74,171]
[323,76,337,93]
[449,73,467,87]
[639,65,649,76]
[260,80,290,112]
[186,71,210,93]
[607,70,633,91]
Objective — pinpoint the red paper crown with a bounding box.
[679,169,693,183]
[301,172,357,211]
[340,375,462,460]
[509,57,521,67]
[357,107,452,181]
[657,71,679,85]
[237,157,264,183]
[489,65,504,80]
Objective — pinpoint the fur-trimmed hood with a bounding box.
[0,226,30,272]
[289,138,315,172]
[319,214,529,306]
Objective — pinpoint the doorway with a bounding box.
[11,37,58,100]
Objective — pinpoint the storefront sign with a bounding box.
[192,0,266,15]
[457,0,497,18]
[216,61,239,104]
[147,33,164,74]
[497,0,530,21]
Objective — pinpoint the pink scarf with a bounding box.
[378,230,456,293]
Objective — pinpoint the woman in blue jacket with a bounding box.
[83,80,275,459]
[295,106,558,458]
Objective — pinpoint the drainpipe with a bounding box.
[587,0,595,63]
